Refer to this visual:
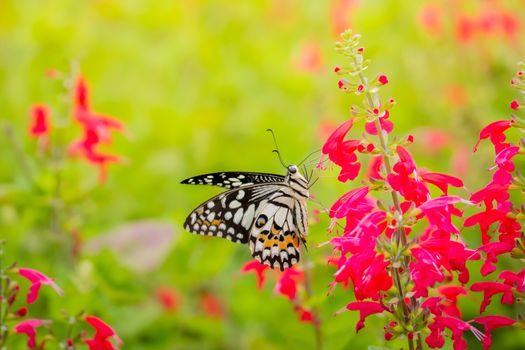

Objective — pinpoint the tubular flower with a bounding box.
[14,319,49,348]
[18,268,63,304]
[85,315,122,350]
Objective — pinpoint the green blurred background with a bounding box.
[0,0,524,349]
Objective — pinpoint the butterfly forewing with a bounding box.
[183,183,283,243]
[181,172,285,189]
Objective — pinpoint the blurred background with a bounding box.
[0,0,524,349]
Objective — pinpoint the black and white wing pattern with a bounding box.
[182,166,309,271]
[182,183,283,243]
[180,172,285,189]
[249,189,308,270]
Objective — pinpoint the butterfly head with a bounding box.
[286,164,308,190]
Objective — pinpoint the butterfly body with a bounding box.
[181,165,309,270]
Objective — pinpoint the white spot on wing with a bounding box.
[242,204,255,230]
[236,190,245,200]
[229,200,241,209]
[224,212,232,220]
[233,208,243,224]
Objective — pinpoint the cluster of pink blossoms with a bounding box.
[29,73,124,183]
[319,30,522,350]
[0,263,120,349]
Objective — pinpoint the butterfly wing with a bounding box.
[249,190,308,271]
[181,172,285,189]
[183,183,284,243]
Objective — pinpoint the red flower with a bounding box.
[241,260,269,290]
[85,315,122,350]
[494,145,519,171]
[364,114,393,135]
[70,75,124,183]
[426,316,474,350]
[338,301,385,333]
[498,268,525,292]
[29,105,50,138]
[510,99,520,110]
[473,316,516,350]
[419,171,464,195]
[14,319,49,348]
[200,292,224,318]
[328,186,369,219]
[376,74,389,85]
[296,306,314,323]
[474,120,513,153]
[366,155,384,180]
[478,242,514,276]
[437,285,467,318]
[18,268,63,304]
[155,286,180,312]
[321,119,363,182]
[470,282,513,313]
[275,268,302,301]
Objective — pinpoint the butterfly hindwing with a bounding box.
[181,172,285,189]
[183,184,283,243]
[249,191,306,271]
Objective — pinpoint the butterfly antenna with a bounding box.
[298,149,321,166]
[267,129,288,168]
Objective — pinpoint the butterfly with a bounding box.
[181,165,309,271]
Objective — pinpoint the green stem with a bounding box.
[353,58,422,349]
[3,123,34,184]
[303,256,322,350]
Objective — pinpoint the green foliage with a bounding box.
[0,0,524,349]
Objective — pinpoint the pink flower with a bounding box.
[29,105,50,138]
[14,319,49,348]
[18,268,63,304]
[473,316,516,350]
[470,282,514,313]
[338,301,385,333]
[241,260,269,290]
[85,315,122,350]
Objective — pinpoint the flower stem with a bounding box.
[303,256,322,350]
[0,242,7,349]
[3,123,34,184]
[354,60,423,349]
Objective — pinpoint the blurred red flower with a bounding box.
[69,75,124,183]
[14,319,49,349]
[241,260,269,290]
[200,291,224,318]
[155,286,180,312]
[18,268,63,304]
[29,105,50,138]
[85,315,122,350]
